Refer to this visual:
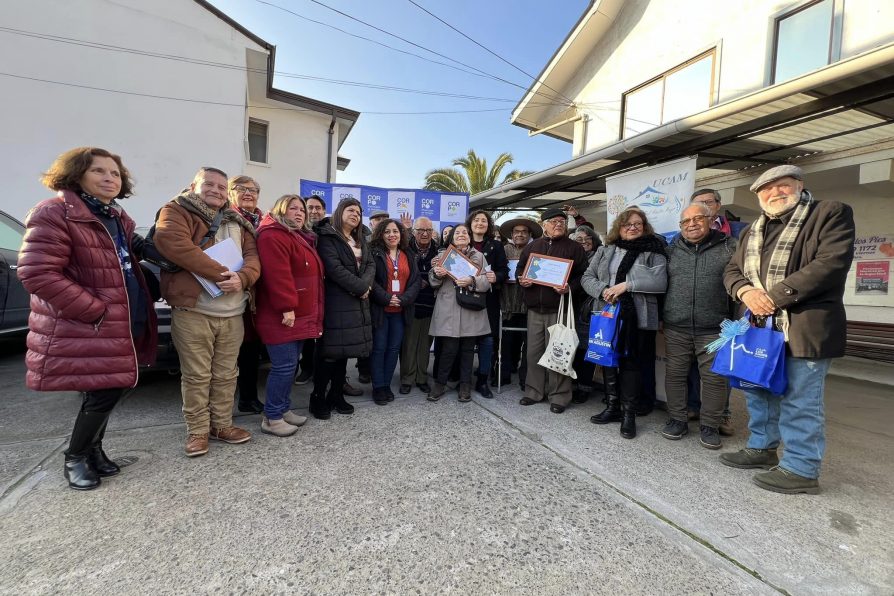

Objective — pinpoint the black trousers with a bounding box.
[67,388,125,457]
[299,339,316,374]
[313,357,348,397]
[500,313,527,383]
[236,339,262,403]
[436,337,476,384]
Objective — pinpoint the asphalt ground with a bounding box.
[0,339,891,595]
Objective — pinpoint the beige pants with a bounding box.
[171,309,244,434]
[524,309,572,407]
[400,316,432,385]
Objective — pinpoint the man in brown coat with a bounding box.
[154,167,261,457]
[721,165,855,494]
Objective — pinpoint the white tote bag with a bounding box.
[537,292,579,378]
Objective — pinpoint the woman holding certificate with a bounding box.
[582,207,667,439]
[369,219,421,405]
[428,224,491,402]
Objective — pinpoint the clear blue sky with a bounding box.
[207,0,588,189]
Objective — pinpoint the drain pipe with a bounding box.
[326,111,336,182]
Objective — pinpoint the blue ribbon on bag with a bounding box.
[705,316,751,354]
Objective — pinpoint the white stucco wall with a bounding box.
[0,0,345,226]
[566,0,894,153]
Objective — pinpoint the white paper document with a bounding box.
[193,237,244,298]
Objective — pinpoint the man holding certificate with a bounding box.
[515,208,589,413]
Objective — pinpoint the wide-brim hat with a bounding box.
[749,165,804,193]
[369,209,390,219]
[499,217,542,240]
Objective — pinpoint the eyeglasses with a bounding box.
[545,218,566,226]
[414,228,433,234]
[234,185,259,195]
[679,215,709,227]
[622,222,643,229]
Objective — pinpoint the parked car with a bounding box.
[0,210,30,336]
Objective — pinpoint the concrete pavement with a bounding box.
[0,341,891,594]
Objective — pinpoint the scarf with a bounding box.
[742,190,814,341]
[612,235,667,356]
[175,191,256,237]
[79,191,121,218]
[236,206,261,229]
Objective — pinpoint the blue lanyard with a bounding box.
[389,251,400,279]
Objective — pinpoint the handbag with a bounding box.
[708,310,787,394]
[142,203,223,273]
[584,302,624,368]
[455,284,486,311]
[537,292,579,378]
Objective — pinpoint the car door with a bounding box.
[0,211,30,334]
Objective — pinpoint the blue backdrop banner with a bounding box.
[299,180,469,231]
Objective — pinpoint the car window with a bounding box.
[0,212,24,251]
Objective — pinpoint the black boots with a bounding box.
[328,386,355,415]
[309,391,331,420]
[590,369,622,424]
[619,369,638,439]
[64,455,100,491]
[64,409,114,490]
[475,374,493,398]
[620,407,637,439]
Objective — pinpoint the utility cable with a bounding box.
[405,0,575,105]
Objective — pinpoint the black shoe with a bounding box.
[571,389,590,404]
[358,374,371,384]
[519,397,537,406]
[373,388,389,405]
[475,374,493,398]
[309,392,331,420]
[661,419,689,440]
[490,376,498,387]
[237,398,264,414]
[88,445,121,477]
[330,396,355,415]
[699,425,722,450]
[399,384,412,395]
[342,382,363,397]
[620,411,637,439]
[385,387,395,402]
[293,369,313,385]
[550,404,566,414]
[417,382,431,394]
[64,455,101,491]
[590,406,622,424]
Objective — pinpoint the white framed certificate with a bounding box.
[440,245,481,281]
[522,253,573,289]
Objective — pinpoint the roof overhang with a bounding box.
[194,0,359,149]
[474,43,894,211]
[512,0,625,140]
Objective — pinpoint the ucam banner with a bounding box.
[605,156,697,239]
[299,179,469,232]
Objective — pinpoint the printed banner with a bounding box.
[605,156,697,237]
[856,261,890,295]
[299,179,468,230]
[853,234,894,260]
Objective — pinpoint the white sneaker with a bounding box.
[282,410,308,427]
[261,417,298,437]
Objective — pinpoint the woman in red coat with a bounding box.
[255,195,324,437]
[17,147,157,490]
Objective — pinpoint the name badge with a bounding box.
[391,279,401,292]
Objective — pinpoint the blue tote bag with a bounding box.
[585,303,624,367]
[708,310,787,395]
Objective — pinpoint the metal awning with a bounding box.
[472,44,894,211]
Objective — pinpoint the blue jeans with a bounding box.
[264,340,304,419]
[372,313,404,389]
[744,356,831,479]
[476,334,493,376]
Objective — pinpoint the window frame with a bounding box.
[246,117,270,165]
[619,48,717,140]
[769,0,842,85]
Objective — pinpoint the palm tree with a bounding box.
[424,149,533,195]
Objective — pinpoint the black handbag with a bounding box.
[455,285,487,311]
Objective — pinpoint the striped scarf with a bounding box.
[742,190,814,341]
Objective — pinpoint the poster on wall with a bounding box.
[605,156,697,238]
[852,234,894,260]
[299,179,468,231]
[855,261,889,295]
[846,233,894,307]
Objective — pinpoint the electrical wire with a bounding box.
[405,0,575,105]
[262,0,574,107]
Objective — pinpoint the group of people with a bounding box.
[19,147,853,497]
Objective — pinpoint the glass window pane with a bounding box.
[663,54,713,122]
[624,80,663,137]
[248,120,268,163]
[0,214,24,251]
[774,0,833,83]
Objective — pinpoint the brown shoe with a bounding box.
[718,416,735,437]
[185,433,209,457]
[209,426,251,444]
[342,382,364,397]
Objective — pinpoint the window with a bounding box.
[248,119,268,163]
[0,212,24,251]
[621,50,715,139]
[772,0,836,84]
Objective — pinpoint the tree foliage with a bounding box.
[424,149,533,195]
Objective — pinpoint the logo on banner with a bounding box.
[367,194,383,208]
[396,196,411,212]
[421,198,435,210]
[633,186,668,208]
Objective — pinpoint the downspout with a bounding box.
[326,111,336,182]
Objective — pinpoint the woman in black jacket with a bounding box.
[466,210,509,397]
[369,219,421,404]
[311,198,374,419]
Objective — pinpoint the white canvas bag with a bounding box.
[537,292,579,378]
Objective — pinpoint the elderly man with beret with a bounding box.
[721,165,855,494]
